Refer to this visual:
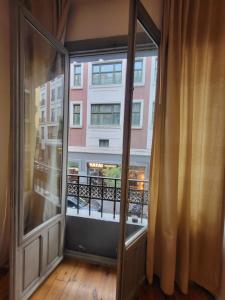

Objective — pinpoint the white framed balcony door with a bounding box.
[116,1,160,299]
[10,3,69,300]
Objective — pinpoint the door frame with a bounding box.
[116,0,160,299]
[10,2,69,299]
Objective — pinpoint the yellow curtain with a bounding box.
[22,0,70,43]
[147,0,225,296]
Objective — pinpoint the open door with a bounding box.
[10,3,69,300]
[117,1,160,299]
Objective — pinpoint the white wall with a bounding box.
[66,0,163,42]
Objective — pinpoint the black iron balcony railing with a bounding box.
[67,174,149,222]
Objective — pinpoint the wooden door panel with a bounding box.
[23,239,40,290]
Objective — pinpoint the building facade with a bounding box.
[68,54,157,182]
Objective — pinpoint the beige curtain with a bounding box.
[23,0,71,43]
[147,0,225,296]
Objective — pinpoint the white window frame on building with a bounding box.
[70,101,83,128]
[99,139,109,148]
[47,124,59,141]
[40,126,45,140]
[70,62,84,89]
[133,57,146,86]
[132,99,144,129]
[40,84,47,106]
[40,109,46,124]
[50,108,57,123]
[90,59,123,87]
[90,103,121,127]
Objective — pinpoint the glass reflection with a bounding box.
[23,19,65,235]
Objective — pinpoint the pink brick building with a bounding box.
[68,54,157,182]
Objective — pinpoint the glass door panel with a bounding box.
[117,1,159,299]
[23,17,65,235]
[125,20,158,241]
[11,4,69,299]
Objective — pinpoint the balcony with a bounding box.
[66,174,149,224]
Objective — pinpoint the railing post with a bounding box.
[101,178,104,218]
[77,175,80,215]
[141,186,144,223]
[89,176,91,216]
[113,178,117,219]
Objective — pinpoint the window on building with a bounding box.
[51,109,56,122]
[48,126,58,139]
[99,139,109,148]
[40,111,45,123]
[72,103,81,126]
[57,108,62,122]
[57,86,63,99]
[91,104,120,126]
[92,62,122,85]
[40,92,45,106]
[134,59,143,83]
[41,127,45,139]
[132,102,142,128]
[51,89,55,102]
[74,64,82,87]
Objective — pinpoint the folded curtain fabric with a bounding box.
[147,0,225,296]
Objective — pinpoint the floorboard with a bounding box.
[0,272,9,300]
[30,257,117,300]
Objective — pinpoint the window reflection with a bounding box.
[23,19,65,235]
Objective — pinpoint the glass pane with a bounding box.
[132,112,141,127]
[74,65,81,74]
[135,60,143,70]
[92,73,100,85]
[99,104,113,113]
[115,63,122,71]
[73,104,80,113]
[125,21,158,239]
[101,72,113,84]
[23,19,65,235]
[132,102,141,112]
[115,72,122,84]
[74,74,81,86]
[101,63,113,73]
[73,114,80,125]
[92,64,100,73]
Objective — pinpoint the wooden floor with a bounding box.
[30,257,117,300]
[137,279,214,300]
[0,258,214,300]
[0,272,9,300]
